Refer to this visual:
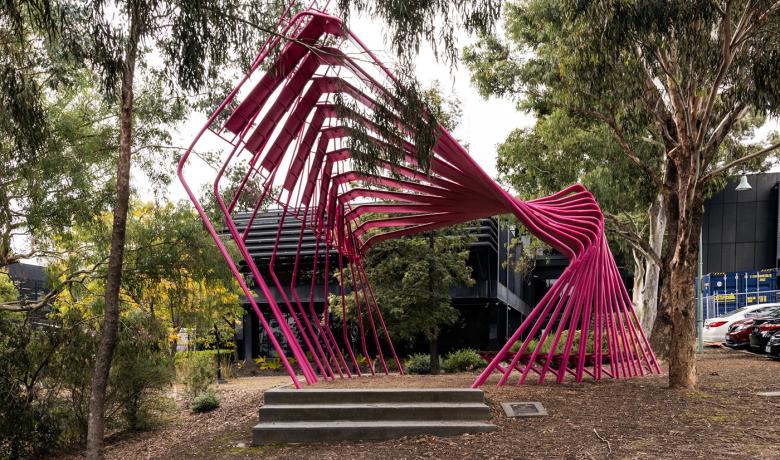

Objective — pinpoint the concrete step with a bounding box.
[259,402,490,422]
[252,420,497,444]
[263,388,485,405]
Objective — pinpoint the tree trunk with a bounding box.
[666,162,703,389]
[636,193,666,334]
[667,214,700,389]
[651,162,680,358]
[631,249,646,317]
[429,335,440,374]
[85,12,140,460]
[651,263,673,357]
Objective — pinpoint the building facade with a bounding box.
[233,210,530,360]
[6,262,48,302]
[702,172,780,273]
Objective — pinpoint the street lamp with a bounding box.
[735,174,753,191]
[213,324,227,384]
[698,174,752,352]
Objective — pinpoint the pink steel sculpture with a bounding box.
[177,4,661,388]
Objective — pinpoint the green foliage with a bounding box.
[111,310,175,431]
[176,349,235,379]
[441,349,486,373]
[0,270,18,302]
[0,315,63,458]
[405,353,437,375]
[52,201,241,340]
[191,390,220,413]
[182,352,214,398]
[254,356,282,371]
[338,0,501,67]
[382,355,400,372]
[0,308,175,457]
[462,0,780,296]
[333,228,475,346]
[0,70,116,270]
[509,331,611,355]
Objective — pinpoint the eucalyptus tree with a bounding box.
[1,1,117,311]
[55,3,292,455]
[491,109,663,334]
[464,0,780,388]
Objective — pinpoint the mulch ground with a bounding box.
[74,348,780,459]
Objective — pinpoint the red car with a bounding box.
[725,318,755,348]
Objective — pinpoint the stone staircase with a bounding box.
[252,388,496,444]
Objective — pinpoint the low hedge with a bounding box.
[441,348,485,372]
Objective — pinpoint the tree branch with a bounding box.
[695,0,736,148]
[603,115,667,191]
[0,258,108,312]
[701,140,780,182]
[603,212,662,267]
[702,102,749,168]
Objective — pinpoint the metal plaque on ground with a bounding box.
[501,402,548,417]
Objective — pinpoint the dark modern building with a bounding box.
[233,210,532,359]
[701,172,780,273]
[6,262,48,302]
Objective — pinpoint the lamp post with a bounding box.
[699,174,752,352]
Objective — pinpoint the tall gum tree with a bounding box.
[464,0,780,388]
[489,109,663,334]
[52,1,294,457]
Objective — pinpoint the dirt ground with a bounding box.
[74,348,780,459]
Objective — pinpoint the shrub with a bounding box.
[405,353,440,374]
[255,356,282,371]
[0,369,61,459]
[441,349,486,373]
[182,352,214,398]
[175,349,234,381]
[508,330,612,354]
[191,389,220,413]
[111,310,175,431]
[354,354,369,368]
[381,356,401,372]
[0,308,175,457]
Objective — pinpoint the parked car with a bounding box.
[767,331,780,359]
[704,303,780,344]
[749,312,780,352]
[725,318,756,348]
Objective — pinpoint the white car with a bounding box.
[703,303,780,344]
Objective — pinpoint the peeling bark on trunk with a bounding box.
[633,193,666,336]
[668,211,701,389]
[652,263,673,358]
[651,163,680,359]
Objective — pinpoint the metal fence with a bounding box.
[700,289,780,320]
